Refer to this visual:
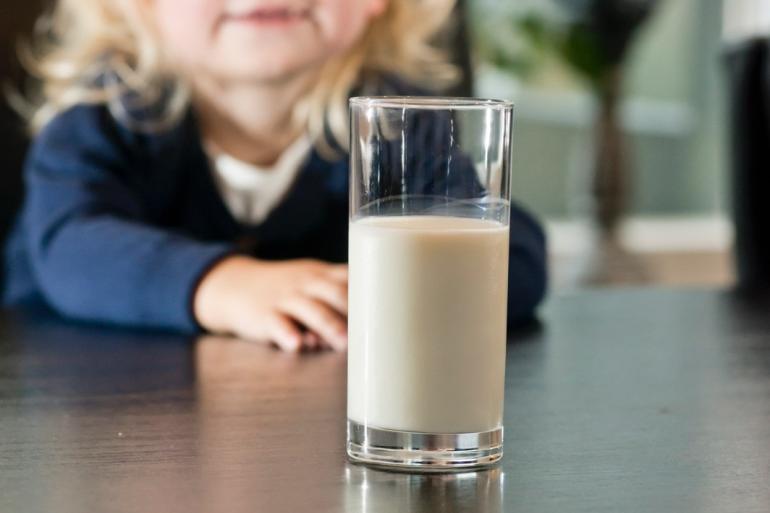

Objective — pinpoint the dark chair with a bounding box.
[725,37,770,293]
[0,2,45,290]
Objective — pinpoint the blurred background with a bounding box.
[1,0,767,294]
[469,0,732,290]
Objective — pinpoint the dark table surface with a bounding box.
[2,287,770,513]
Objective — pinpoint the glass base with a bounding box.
[346,419,503,472]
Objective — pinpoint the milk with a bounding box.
[348,215,509,434]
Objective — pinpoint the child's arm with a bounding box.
[21,105,346,350]
[22,107,232,331]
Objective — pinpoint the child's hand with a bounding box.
[194,256,348,352]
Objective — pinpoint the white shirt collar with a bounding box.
[205,136,313,224]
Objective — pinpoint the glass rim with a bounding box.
[349,96,513,110]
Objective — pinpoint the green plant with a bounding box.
[480,1,661,242]
[484,1,659,94]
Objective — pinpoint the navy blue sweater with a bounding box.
[2,103,547,333]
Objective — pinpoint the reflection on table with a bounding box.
[344,466,503,513]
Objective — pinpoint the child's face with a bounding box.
[150,0,387,82]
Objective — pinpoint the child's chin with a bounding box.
[218,55,322,83]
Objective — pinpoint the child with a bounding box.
[2,0,547,351]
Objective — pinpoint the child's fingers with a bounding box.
[264,313,303,352]
[306,330,336,351]
[280,297,348,351]
[302,331,322,351]
[325,265,348,283]
[304,279,348,316]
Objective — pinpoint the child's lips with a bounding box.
[223,6,311,25]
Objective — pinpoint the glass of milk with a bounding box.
[347,97,513,471]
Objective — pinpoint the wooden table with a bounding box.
[2,288,770,513]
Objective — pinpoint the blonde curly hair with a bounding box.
[19,0,459,154]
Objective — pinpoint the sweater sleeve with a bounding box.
[507,202,548,327]
[22,106,233,332]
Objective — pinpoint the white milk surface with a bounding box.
[348,215,509,433]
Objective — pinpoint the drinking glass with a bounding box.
[347,97,513,471]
